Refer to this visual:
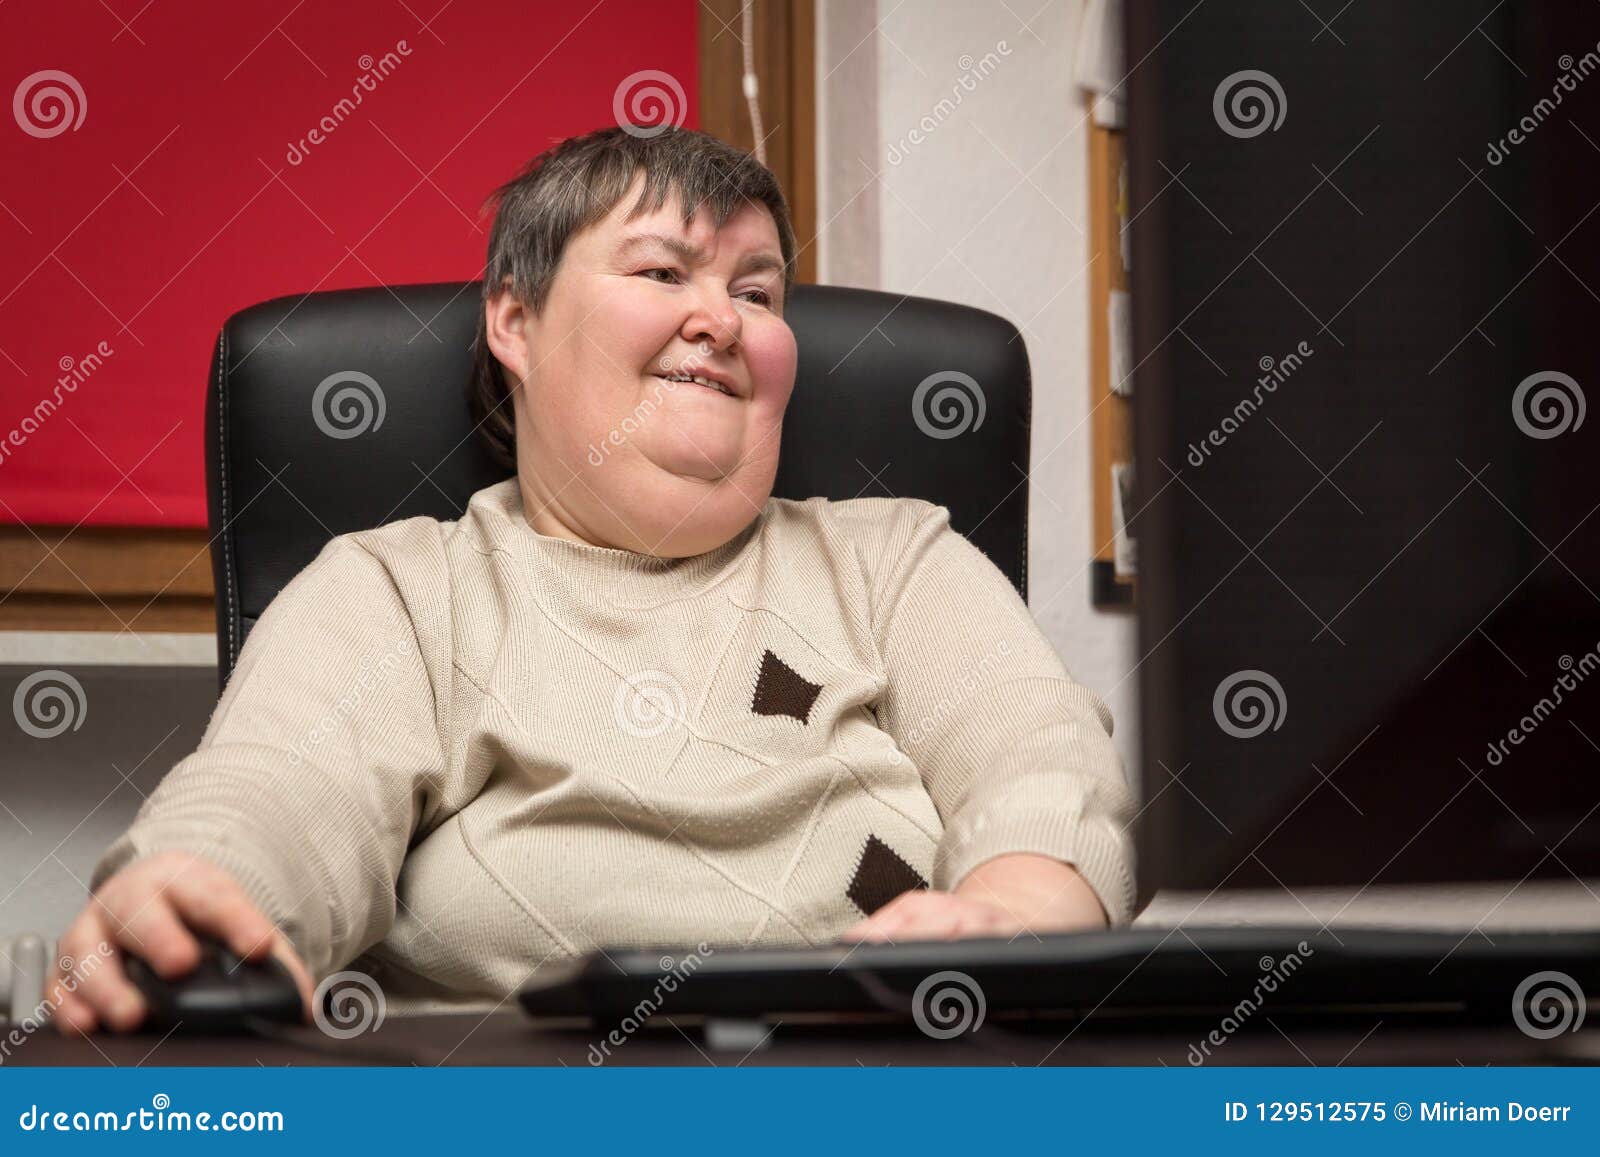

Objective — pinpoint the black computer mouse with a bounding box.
[121,933,305,1034]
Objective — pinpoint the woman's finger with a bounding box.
[839,908,900,942]
[50,992,97,1036]
[902,906,964,941]
[267,933,317,1025]
[157,872,313,1023]
[859,897,935,942]
[159,869,279,961]
[839,890,965,942]
[114,889,206,979]
[62,907,151,1033]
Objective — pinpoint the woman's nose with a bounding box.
[681,288,742,351]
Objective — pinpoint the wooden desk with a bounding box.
[8,1011,1599,1067]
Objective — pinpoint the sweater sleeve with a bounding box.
[88,533,450,978]
[835,498,1139,926]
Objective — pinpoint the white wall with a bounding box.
[817,0,1140,782]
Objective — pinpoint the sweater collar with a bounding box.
[464,477,765,604]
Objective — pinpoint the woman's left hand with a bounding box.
[837,853,1109,943]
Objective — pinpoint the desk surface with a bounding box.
[9,1011,1600,1067]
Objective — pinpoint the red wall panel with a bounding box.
[0,0,699,527]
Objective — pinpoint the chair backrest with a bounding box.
[205,281,1033,689]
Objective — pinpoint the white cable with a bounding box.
[741,0,766,164]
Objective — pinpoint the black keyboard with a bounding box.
[517,924,1600,1026]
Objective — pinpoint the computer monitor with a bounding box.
[1127,2,1600,901]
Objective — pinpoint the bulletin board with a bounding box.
[1086,103,1136,609]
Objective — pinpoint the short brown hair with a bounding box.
[466,125,797,470]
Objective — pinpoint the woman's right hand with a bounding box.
[46,850,316,1036]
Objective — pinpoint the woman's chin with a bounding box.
[646,426,746,476]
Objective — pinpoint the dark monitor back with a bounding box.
[1128,2,1600,901]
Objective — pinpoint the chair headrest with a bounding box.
[207,281,1032,684]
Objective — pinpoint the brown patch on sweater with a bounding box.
[847,833,929,915]
[751,647,823,724]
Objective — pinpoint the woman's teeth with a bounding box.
[654,372,733,396]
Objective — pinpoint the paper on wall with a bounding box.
[1075,0,1126,129]
[1108,288,1133,396]
[1112,461,1138,578]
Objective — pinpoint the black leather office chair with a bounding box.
[204,282,1033,691]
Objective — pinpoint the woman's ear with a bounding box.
[483,282,530,384]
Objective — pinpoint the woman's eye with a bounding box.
[639,267,770,307]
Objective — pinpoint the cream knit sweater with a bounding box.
[91,478,1137,1003]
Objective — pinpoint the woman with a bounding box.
[48,125,1136,1035]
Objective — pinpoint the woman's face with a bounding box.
[485,173,797,558]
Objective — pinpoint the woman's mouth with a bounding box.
[652,372,737,398]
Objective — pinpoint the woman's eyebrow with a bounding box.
[613,232,784,276]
